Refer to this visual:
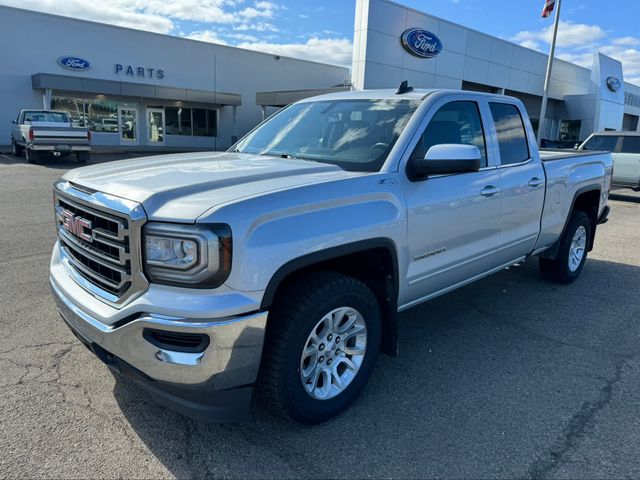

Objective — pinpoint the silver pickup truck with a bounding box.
[50,87,612,424]
[11,109,91,163]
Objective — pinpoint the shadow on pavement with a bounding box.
[111,257,640,479]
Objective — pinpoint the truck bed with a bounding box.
[539,149,608,162]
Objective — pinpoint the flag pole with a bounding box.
[537,0,562,147]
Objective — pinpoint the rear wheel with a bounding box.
[260,271,382,424]
[76,151,89,164]
[539,211,591,284]
[25,149,40,164]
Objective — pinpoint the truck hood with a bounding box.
[62,151,350,222]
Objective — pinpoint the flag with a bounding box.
[542,0,555,18]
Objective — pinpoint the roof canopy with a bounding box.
[32,73,241,106]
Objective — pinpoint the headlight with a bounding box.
[143,223,232,288]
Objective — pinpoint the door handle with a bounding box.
[480,185,500,197]
[528,177,543,188]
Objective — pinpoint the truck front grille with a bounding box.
[54,182,148,306]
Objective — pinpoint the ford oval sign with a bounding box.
[401,28,443,58]
[57,56,91,71]
[606,76,621,92]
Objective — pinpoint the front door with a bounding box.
[146,108,165,145]
[119,107,138,145]
[402,100,504,308]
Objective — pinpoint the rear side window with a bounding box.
[489,103,530,165]
[582,135,619,152]
[621,136,640,154]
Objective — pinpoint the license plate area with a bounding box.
[55,145,71,152]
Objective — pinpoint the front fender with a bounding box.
[197,174,407,300]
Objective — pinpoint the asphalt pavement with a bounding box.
[1,152,640,479]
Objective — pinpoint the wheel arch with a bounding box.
[542,185,601,259]
[261,238,400,356]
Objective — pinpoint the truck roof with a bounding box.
[589,130,640,137]
[296,88,521,103]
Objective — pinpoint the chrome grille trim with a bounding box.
[53,180,148,307]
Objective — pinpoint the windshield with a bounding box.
[23,111,69,123]
[232,99,421,172]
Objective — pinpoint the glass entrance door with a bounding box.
[147,108,165,145]
[119,107,138,145]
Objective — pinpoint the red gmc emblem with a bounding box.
[61,209,93,242]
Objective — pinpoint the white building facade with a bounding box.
[0,5,349,151]
[352,0,640,142]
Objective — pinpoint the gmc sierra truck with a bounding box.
[50,87,612,424]
[11,109,91,163]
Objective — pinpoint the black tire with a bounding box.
[25,149,40,164]
[11,140,24,157]
[259,271,382,424]
[76,151,89,164]
[539,211,591,284]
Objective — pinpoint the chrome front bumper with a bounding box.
[51,278,268,421]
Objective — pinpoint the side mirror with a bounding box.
[11,120,17,124]
[410,144,482,178]
[574,143,580,150]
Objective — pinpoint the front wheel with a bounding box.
[539,211,591,284]
[260,272,382,424]
[11,140,24,157]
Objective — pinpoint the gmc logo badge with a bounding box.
[61,209,93,242]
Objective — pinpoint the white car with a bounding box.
[579,131,640,191]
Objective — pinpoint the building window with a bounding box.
[206,110,217,137]
[193,109,207,136]
[51,96,117,132]
[558,120,581,142]
[166,107,192,135]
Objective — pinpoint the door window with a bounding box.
[489,103,530,165]
[621,136,640,154]
[412,101,487,167]
[581,135,619,152]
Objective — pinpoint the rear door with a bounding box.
[489,101,546,261]
[616,136,640,186]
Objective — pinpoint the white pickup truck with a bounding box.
[11,109,91,163]
[50,87,612,424]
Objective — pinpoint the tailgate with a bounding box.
[32,127,90,145]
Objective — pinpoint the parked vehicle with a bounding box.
[50,87,612,424]
[95,117,119,133]
[578,131,640,190]
[11,109,91,163]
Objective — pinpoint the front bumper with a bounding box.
[51,278,268,422]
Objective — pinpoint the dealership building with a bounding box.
[1,0,640,152]
[0,5,349,151]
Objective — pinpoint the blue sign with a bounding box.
[606,76,621,92]
[401,29,443,58]
[57,56,91,71]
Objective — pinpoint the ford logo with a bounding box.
[57,56,91,71]
[606,76,621,92]
[401,28,443,58]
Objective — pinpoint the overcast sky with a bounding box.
[1,0,638,84]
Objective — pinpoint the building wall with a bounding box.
[352,0,591,99]
[352,0,640,140]
[0,6,349,149]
